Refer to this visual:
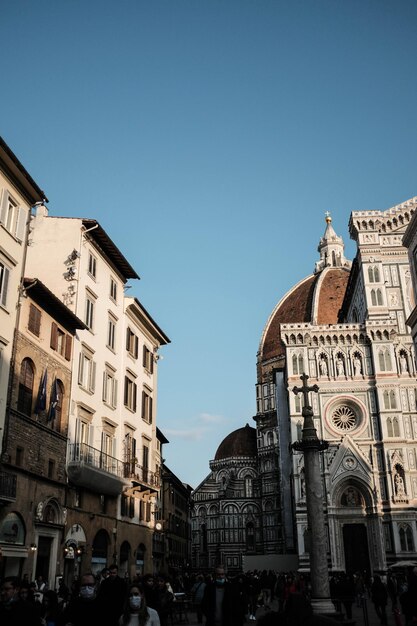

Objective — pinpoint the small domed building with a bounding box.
[191,424,263,573]
[193,198,417,575]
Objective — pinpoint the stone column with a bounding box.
[292,374,335,615]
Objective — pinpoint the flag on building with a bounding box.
[35,369,47,414]
[48,377,59,421]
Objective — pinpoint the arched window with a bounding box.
[379,349,392,372]
[368,266,380,283]
[246,522,255,551]
[52,380,64,430]
[18,358,35,415]
[92,529,109,566]
[244,476,253,498]
[384,390,397,410]
[293,353,304,375]
[387,418,393,437]
[393,417,400,437]
[399,525,414,551]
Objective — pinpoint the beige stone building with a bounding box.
[24,208,170,581]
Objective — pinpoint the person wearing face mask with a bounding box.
[202,566,243,626]
[62,572,102,626]
[119,583,160,626]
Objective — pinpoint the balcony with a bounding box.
[123,461,160,498]
[0,471,17,503]
[66,443,127,496]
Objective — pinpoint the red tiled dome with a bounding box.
[214,424,257,460]
[260,267,350,364]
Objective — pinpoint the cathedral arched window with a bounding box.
[371,288,383,306]
[246,522,255,552]
[294,395,301,413]
[368,266,380,283]
[292,353,304,375]
[393,417,400,437]
[399,525,414,552]
[244,476,253,498]
[379,349,392,372]
[387,418,394,438]
[200,523,208,553]
[384,390,397,410]
[17,358,35,416]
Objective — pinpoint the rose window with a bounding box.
[331,405,357,431]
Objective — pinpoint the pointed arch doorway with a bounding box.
[342,523,370,574]
[331,481,374,575]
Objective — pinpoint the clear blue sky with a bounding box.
[2,0,417,487]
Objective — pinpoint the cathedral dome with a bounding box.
[214,424,257,460]
[259,215,351,367]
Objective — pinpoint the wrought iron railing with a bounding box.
[68,443,125,478]
[123,460,160,489]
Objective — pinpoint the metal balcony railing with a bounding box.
[68,443,125,478]
[123,460,160,489]
[0,471,17,502]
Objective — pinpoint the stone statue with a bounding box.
[319,357,328,376]
[395,473,405,496]
[353,355,362,376]
[336,357,344,376]
[400,354,408,374]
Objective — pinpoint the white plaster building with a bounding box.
[25,207,170,577]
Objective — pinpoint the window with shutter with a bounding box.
[50,322,58,349]
[29,304,41,336]
[0,262,10,308]
[65,335,72,361]
[124,375,137,412]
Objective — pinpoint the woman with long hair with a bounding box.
[119,583,160,626]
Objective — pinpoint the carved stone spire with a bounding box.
[315,212,349,274]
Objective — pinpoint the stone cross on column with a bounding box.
[293,373,319,442]
[292,373,334,616]
[293,373,318,410]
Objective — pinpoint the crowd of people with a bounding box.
[2,565,417,626]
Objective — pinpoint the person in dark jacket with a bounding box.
[371,575,388,625]
[154,575,174,626]
[0,577,42,626]
[96,563,127,626]
[62,572,102,626]
[202,565,244,626]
